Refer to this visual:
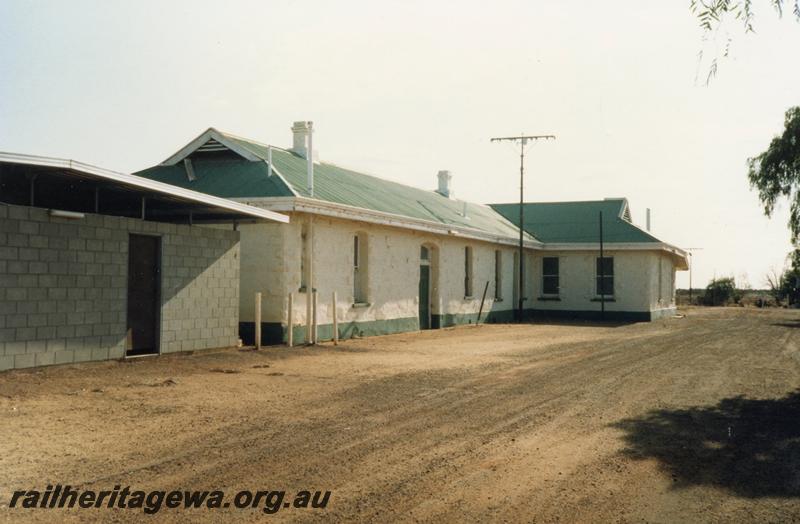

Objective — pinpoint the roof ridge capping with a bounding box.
[159,127,498,209]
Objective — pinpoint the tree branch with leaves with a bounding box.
[691,0,800,82]
[748,107,800,241]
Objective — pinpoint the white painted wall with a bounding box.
[238,212,520,328]
[528,250,677,314]
[289,213,520,327]
[649,252,678,311]
[236,211,680,340]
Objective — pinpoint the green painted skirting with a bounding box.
[433,308,525,327]
[532,309,658,322]
[241,307,670,345]
[241,317,420,345]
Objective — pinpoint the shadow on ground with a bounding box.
[771,319,800,328]
[527,318,637,329]
[613,391,800,497]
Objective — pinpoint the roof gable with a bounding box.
[160,128,262,165]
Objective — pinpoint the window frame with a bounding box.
[595,256,614,297]
[494,250,503,300]
[464,246,474,298]
[542,256,560,296]
[299,223,309,291]
[353,233,368,304]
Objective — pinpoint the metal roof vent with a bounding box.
[196,138,228,153]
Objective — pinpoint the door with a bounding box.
[419,264,431,330]
[419,246,431,329]
[126,234,160,356]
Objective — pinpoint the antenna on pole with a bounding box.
[684,247,703,305]
[490,133,555,322]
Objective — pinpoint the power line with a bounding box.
[490,134,555,321]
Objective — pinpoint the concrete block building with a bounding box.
[135,124,688,345]
[0,153,287,370]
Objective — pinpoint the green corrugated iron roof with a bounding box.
[135,129,523,239]
[134,158,294,198]
[489,199,662,244]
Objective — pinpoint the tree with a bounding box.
[779,249,800,304]
[704,277,738,305]
[747,107,800,242]
[691,1,799,82]
[692,1,799,34]
[765,267,784,303]
[764,250,800,305]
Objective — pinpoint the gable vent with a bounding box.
[196,138,229,153]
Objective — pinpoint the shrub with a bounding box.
[703,277,737,306]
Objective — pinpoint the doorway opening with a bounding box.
[419,244,437,330]
[126,234,161,356]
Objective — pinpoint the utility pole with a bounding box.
[599,211,605,320]
[491,133,555,322]
[684,247,703,305]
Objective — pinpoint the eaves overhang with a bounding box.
[234,196,541,248]
[0,151,289,224]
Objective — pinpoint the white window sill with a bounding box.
[537,296,561,302]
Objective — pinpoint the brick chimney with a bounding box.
[436,170,452,198]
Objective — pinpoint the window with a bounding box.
[464,246,473,297]
[420,245,429,262]
[542,257,559,295]
[596,257,614,296]
[354,233,368,303]
[300,223,308,290]
[494,250,503,300]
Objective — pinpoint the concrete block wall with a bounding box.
[160,225,240,354]
[0,203,240,371]
[237,221,286,324]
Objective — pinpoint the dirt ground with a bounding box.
[2,307,800,523]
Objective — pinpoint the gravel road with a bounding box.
[2,307,799,522]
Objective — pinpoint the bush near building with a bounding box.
[703,278,740,306]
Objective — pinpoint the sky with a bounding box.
[1,1,799,289]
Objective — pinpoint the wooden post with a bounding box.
[287,293,294,348]
[306,290,312,344]
[312,290,318,344]
[332,291,339,345]
[255,292,262,349]
[477,281,490,325]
